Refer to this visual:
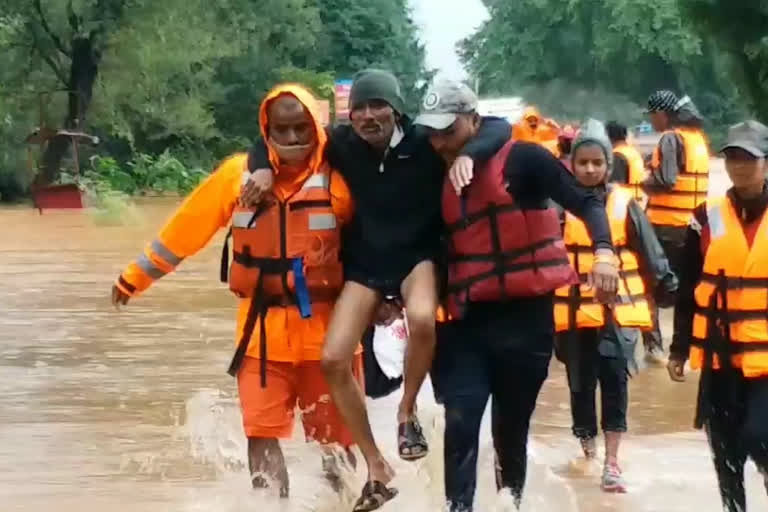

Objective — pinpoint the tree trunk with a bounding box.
[36,36,100,187]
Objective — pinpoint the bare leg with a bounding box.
[248,437,289,498]
[321,282,393,484]
[321,445,359,492]
[604,432,621,466]
[398,260,438,423]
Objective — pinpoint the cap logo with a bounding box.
[424,92,440,110]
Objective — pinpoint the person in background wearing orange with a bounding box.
[554,120,677,493]
[606,121,647,202]
[558,124,578,171]
[513,106,561,156]
[111,84,360,498]
[668,120,768,512]
[642,91,709,365]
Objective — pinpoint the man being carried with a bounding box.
[246,71,510,511]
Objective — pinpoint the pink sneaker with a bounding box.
[601,462,627,493]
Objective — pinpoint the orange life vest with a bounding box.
[690,197,768,378]
[442,140,577,319]
[647,129,709,227]
[222,163,344,377]
[225,164,343,301]
[554,186,652,332]
[613,143,647,201]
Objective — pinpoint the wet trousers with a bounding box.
[431,299,553,512]
[643,226,686,352]
[562,329,628,439]
[705,372,768,511]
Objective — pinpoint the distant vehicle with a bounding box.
[634,121,653,135]
[478,97,525,124]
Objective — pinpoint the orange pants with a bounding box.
[237,355,363,447]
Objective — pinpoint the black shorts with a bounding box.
[344,257,434,298]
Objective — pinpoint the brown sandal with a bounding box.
[398,418,428,461]
[352,480,398,512]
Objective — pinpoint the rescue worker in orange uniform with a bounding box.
[553,120,677,494]
[558,124,578,171]
[606,121,647,202]
[512,106,561,156]
[110,84,361,498]
[668,121,768,512]
[643,91,709,363]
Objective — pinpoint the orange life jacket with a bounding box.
[442,139,577,319]
[225,164,343,301]
[690,196,768,378]
[222,162,345,377]
[648,129,709,227]
[613,143,647,201]
[554,186,652,332]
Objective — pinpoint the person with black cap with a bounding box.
[244,71,511,511]
[416,81,620,511]
[668,120,768,512]
[642,90,710,364]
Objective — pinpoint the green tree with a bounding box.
[459,0,744,130]
[309,0,433,112]
[0,0,430,199]
[2,0,134,185]
[680,0,768,116]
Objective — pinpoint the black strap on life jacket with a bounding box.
[445,202,522,233]
[486,203,509,300]
[695,269,736,429]
[227,269,298,386]
[566,249,581,338]
[221,204,270,284]
[226,202,294,387]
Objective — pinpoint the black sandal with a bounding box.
[352,480,398,512]
[398,418,429,461]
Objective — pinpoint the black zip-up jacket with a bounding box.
[249,116,512,282]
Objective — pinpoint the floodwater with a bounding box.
[2,161,767,511]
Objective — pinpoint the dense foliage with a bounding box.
[459,0,763,137]
[0,0,429,200]
[1,0,765,201]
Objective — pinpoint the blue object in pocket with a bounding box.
[292,258,312,319]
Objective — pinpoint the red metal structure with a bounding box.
[25,91,99,212]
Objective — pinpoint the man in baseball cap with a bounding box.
[417,79,620,511]
[414,80,479,130]
[667,120,768,512]
[721,120,768,158]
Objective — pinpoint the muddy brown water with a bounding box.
[2,162,767,511]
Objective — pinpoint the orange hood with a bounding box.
[259,83,327,174]
[523,106,541,121]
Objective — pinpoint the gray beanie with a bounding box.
[572,118,614,173]
[348,69,406,116]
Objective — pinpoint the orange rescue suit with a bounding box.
[512,107,561,157]
[554,186,652,332]
[115,85,354,376]
[648,129,709,227]
[690,197,768,378]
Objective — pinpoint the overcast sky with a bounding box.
[410,0,489,80]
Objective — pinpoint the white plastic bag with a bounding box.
[372,315,408,379]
